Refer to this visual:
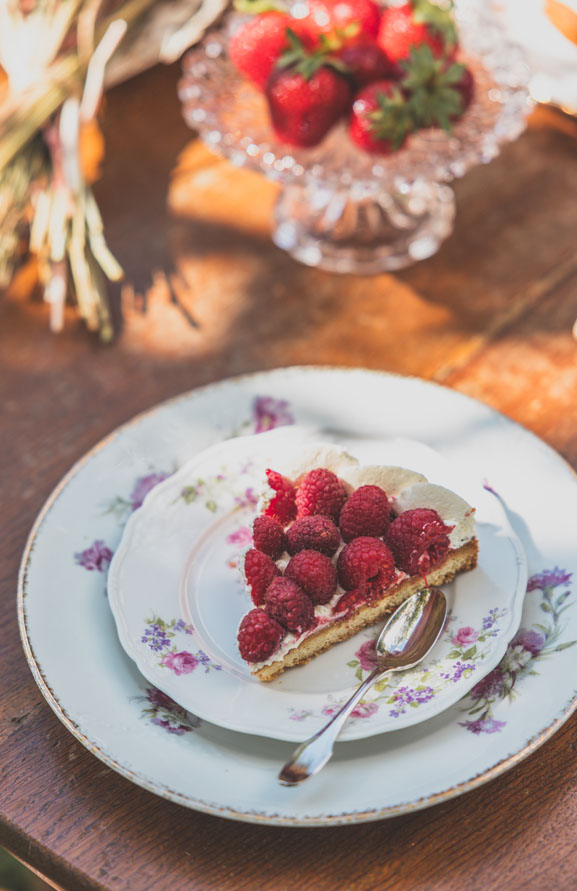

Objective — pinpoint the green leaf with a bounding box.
[355,666,363,682]
[347,660,359,668]
[462,645,477,660]
[233,0,282,11]
[447,650,461,660]
[555,641,577,652]
[410,701,420,708]
[412,0,458,48]
[540,602,553,613]
[205,500,218,513]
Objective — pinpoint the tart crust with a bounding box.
[254,538,479,682]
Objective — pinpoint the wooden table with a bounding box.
[2,61,577,890]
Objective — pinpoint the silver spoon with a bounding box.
[278,586,447,786]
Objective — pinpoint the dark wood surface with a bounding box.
[2,60,577,891]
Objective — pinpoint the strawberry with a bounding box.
[266,31,351,147]
[229,12,315,88]
[302,0,381,39]
[349,80,415,154]
[402,45,474,131]
[377,0,458,64]
[339,38,399,87]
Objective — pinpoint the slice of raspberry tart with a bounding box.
[237,444,478,681]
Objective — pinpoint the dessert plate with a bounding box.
[19,368,577,825]
[108,426,527,742]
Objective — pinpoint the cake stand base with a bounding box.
[273,180,456,275]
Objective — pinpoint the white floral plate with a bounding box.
[107,425,527,742]
[18,368,577,825]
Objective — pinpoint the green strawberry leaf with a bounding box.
[277,27,349,80]
[367,85,415,149]
[412,0,458,49]
[233,0,282,11]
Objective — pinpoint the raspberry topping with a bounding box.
[335,588,367,615]
[264,469,297,526]
[295,468,348,521]
[337,536,396,592]
[285,550,338,605]
[339,485,390,542]
[237,609,284,663]
[286,515,340,557]
[252,515,287,559]
[388,508,453,576]
[244,548,281,606]
[265,577,315,633]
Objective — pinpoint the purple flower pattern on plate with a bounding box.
[139,686,201,735]
[252,396,294,434]
[459,568,576,734]
[75,540,113,572]
[388,686,435,718]
[130,473,171,510]
[104,470,171,521]
[142,615,221,674]
[326,606,510,723]
[289,606,509,725]
[231,395,295,438]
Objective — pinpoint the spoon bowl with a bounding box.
[278,587,448,786]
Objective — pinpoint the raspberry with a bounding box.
[264,469,297,526]
[285,550,338,605]
[295,468,348,521]
[237,609,284,662]
[337,536,396,592]
[265,577,315,633]
[244,548,281,606]
[335,588,367,615]
[252,515,287,559]
[286,515,340,557]
[388,508,453,576]
[339,485,390,542]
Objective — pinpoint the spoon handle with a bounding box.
[278,663,392,786]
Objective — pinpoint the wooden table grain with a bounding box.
[2,61,577,891]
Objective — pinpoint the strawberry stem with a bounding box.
[276,27,349,80]
[402,45,466,132]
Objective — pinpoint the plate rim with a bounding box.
[17,365,577,826]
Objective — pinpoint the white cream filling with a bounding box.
[245,443,476,669]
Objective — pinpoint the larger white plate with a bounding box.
[18,368,577,825]
[108,425,527,742]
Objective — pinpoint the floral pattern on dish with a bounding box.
[76,396,291,570]
[142,615,222,675]
[139,686,202,735]
[230,395,295,438]
[75,540,114,572]
[459,567,575,734]
[104,471,172,522]
[288,607,509,723]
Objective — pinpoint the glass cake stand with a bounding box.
[178,0,532,274]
